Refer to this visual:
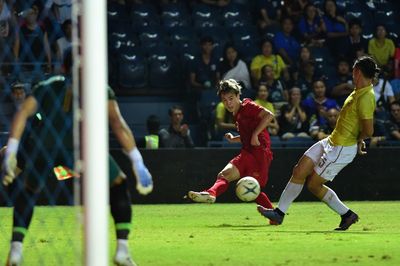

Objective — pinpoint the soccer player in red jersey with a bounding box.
[187,79,276,221]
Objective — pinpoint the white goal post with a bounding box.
[81,0,109,265]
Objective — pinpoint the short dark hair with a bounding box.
[353,56,380,79]
[146,115,160,133]
[349,18,362,28]
[217,79,242,97]
[168,105,183,116]
[200,36,214,45]
[390,100,400,110]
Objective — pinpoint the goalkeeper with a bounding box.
[1,50,152,266]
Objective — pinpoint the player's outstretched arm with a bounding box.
[2,96,38,186]
[108,100,153,195]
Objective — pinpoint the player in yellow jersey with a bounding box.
[258,56,378,230]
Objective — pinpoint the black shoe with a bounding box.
[335,211,359,231]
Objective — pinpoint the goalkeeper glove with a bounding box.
[128,147,153,195]
[2,138,19,186]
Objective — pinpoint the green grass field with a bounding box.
[1,201,399,265]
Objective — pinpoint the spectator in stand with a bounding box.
[385,101,400,140]
[14,6,52,73]
[45,0,72,24]
[257,0,281,30]
[0,0,17,74]
[303,80,339,137]
[298,3,326,47]
[144,115,161,149]
[214,101,236,140]
[322,0,348,57]
[326,58,353,107]
[368,24,395,73]
[278,87,309,140]
[189,36,220,92]
[280,0,309,24]
[259,64,288,105]
[254,83,280,136]
[292,46,314,82]
[159,105,195,148]
[373,73,395,136]
[295,60,320,99]
[251,39,289,86]
[314,107,339,140]
[273,17,301,67]
[219,43,251,90]
[340,19,368,64]
[55,19,72,72]
[373,74,395,107]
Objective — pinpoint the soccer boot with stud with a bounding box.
[187,191,216,203]
[335,210,359,231]
[114,251,137,266]
[257,206,284,225]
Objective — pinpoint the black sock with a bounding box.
[110,179,132,240]
[12,188,36,242]
[275,208,285,217]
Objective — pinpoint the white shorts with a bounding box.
[304,138,357,181]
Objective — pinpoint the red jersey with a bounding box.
[234,98,271,152]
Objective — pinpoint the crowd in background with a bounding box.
[1,0,400,147]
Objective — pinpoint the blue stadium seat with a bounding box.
[220,3,251,28]
[107,1,130,22]
[148,52,182,90]
[232,26,260,61]
[161,2,190,29]
[374,10,396,27]
[130,3,159,27]
[192,3,220,30]
[168,26,198,44]
[138,26,167,50]
[108,26,139,53]
[118,48,148,89]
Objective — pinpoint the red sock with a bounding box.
[255,192,274,209]
[206,178,229,197]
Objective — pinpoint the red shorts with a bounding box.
[230,148,272,187]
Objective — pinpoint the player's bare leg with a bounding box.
[258,155,314,224]
[187,163,240,203]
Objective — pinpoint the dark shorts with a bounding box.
[230,148,272,187]
[15,142,123,190]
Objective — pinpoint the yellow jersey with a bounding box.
[254,98,275,114]
[250,54,286,80]
[329,85,375,146]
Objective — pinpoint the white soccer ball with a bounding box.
[235,176,260,202]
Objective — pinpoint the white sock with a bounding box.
[277,182,304,213]
[117,239,129,253]
[11,241,23,252]
[322,188,349,215]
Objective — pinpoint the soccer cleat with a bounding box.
[114,251,137,266]
[257,206,284,225]
[269,219,280,226]
[6,241,23,266]
[335,211,359,231]
[187,191,216,203]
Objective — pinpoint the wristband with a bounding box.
[128,147,143,163]
[6,138,19,154]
